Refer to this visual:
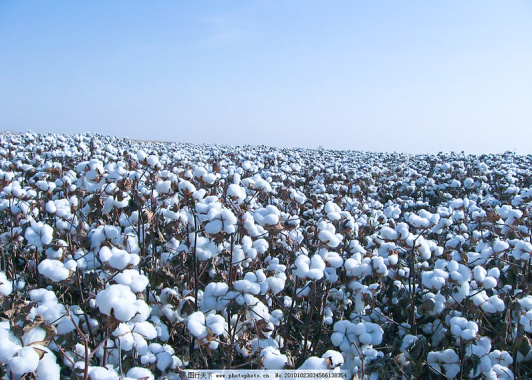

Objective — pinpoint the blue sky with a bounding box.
[1,1,531,154]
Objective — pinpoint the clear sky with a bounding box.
[1,1,531,154]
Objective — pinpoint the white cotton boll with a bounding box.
[187,311,207,338]
[310,255,326,271]
[359,333,373,345]
[441,349,459,363]
[380,226,399,240]
[267,276,286,295]
[22,326,47,346]
[36,351,60,380]
[472,291,489,307]
[473,266,487,282]
[202,173,217,184]
[387,254,399,266]
[299,357,326,370]
[227,184,246,203]
[99,246,112,262]
[461,329,476,341]
[65,259,77,271]
[443,363,460,378]
[447,260,459,272]
[260,347,287,369]
[133,322,158,340]
[493,240,509,253]
[108,248,131,270]
[234,279,260,295]
[484,296,505,313]
[206,314,226,335]
[126,367,154,380]
[263,214,279,226]
[38,259,71,282]
[156,351,173,372]
[96,284,137,322]
[156,180,172,194]
[488,267,500,278]
[8,346,40,375]
[483,276,497,289]
[205,220,223,235]
[90,366,120,380]
[146,155,159,167]
[307,268,324,280]
[0,271,13,296]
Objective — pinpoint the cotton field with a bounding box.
[1,131,532,379]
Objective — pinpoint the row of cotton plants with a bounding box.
[0,131,531,379]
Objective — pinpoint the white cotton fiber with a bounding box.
[8,346,40,375]
[38,259,71,282]
[187,311,207,338]
[126,367,154,380]
[36,351,60,380]
[0,271,13,296]
[96,284,137,322]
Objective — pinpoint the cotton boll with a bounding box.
[206,314,226,336]
[260,347,287,369]
[36,351,61,380]
[267,275,286,295]
[38,259,71,282]
[461,329,477,341]
[126,367,154,380]
[96,284,138,322]
[8,346,40,375]
[107,248,132,270]
[0,271,13,296]
[483,276,498,289]
[473,266,487,282]
[488,267,500,278]
[299,357,327,370]
[359,333,373,345]
[187,311,207,339]
[22,326,47,346]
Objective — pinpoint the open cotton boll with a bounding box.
[299,356,327,370]
[0,271,13,296]
[260,347,287,369]
[89,366,120,380]
[36,350,61,380]
[96,284,138,322]
[473,266,487,282]
[206,314,227,336]
[227,184,246,204]
[114,269,149,293]
[125,367,154,380]
[234,279,261,295]
[483,276,498,289]
[146,155,159,167]
[8,346,40,376]
[38,259,71,282]
[186,311,207,339]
